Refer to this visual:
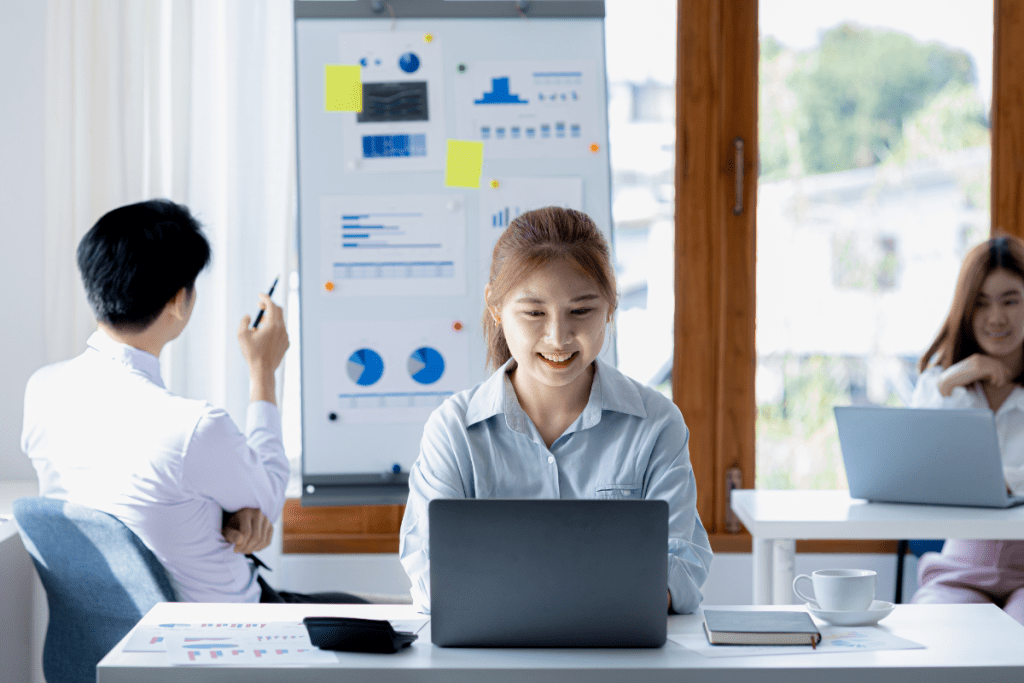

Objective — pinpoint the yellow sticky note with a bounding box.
[445,140,484,188]
[325,65,361,112]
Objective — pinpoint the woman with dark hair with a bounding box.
[399,207,712,614]
[911,235,1024,623]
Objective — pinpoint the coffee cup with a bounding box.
[792,569,876,611]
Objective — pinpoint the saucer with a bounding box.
[805,600,895,626]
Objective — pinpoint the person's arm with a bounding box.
[180,294,291,523]
[238,293,290,406]
[399,408,469,613]
[643,408,713,615]
[222,507,274,553]
[936,354,1010,397]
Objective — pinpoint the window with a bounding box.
[606,0,677,394]
[676,0,1024,548]
[755,2,993,490]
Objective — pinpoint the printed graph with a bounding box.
[347,348,385,386]
[321,195,466,297]
[333,211,454,280]
[408,347,445,384]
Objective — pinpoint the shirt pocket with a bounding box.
[595,483,642,500]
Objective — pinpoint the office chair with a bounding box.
[13,497,177,683]
[894,539,946,603]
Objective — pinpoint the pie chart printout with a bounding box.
[408,347,445,384]
[347,348,385,386]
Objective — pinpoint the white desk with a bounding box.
[0,480,39,683]
[730,489,1024,605]
[0,479,37,544]
[98,602,1024,682]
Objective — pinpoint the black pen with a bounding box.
[251,277,279,328]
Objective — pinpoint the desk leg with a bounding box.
[752,537,773,605]
[771,539,796,605]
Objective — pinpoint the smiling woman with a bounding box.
[488,260,612,448]
[397,207,713,616]
[909,235,1024,624]
[919,237,1024,407]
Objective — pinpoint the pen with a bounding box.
[251,277,279,329]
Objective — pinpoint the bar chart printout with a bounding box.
[479,176,584,267]
[320,195,466,297]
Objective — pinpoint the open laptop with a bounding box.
[834,405,1024,508]
[428,499,668,648]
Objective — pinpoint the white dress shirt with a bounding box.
[911,366,1024,493]
[21,329,289,603]
[399,357,713,614]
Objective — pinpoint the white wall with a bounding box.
[0,0,47,482]
[1,3,50,681]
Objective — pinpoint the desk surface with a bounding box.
[98,602,1024,683]
[0,480,37,544]
[731,489,1024,539]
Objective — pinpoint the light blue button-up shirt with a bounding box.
[399,356,713,614]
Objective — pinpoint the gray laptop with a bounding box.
[428,499,668,648]
[834,405,1024,508]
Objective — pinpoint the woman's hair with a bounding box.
[920,235,1024,377]
[482,207,617,371]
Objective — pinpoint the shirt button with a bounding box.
[547,455,555,464]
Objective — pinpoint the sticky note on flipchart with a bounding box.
[445,140,484,188]
[325,65,361,112]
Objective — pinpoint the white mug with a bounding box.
[792,569,876,611]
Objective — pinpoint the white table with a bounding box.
[730,489,1024,605]
[0,479,37,544]
[97,602,1024,682]
[0,480,39,683]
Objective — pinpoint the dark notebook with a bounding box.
[703,610,822,647]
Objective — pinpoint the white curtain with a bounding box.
[43,0,296,428]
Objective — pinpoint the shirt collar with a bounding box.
[464,356,647,432]
[87,328,165,388]
[997,384,1024,415]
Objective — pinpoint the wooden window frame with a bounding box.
[284,0,1024,555]
[676,0,1024,554]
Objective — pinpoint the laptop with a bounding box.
[834,405,1024,508]
[428,499,668,648]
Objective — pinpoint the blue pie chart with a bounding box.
[347,348,384,386]
[408,347,444,384]
[399,52,420,73]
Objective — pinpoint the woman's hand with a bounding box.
[937,354,1010,397]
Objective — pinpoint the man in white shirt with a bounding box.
[22,199,363,604]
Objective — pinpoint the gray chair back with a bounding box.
[13,497,177,683]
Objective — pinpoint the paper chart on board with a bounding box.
[322,318,471,425]
[669,625,925,658]
[320,194,466,298]
[478,176,584,265]
[454,60,601,159]
[338,31,445,172]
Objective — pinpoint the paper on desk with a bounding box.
[669,626,924,658]
[391,618,430,634]
[125,621,308,652]
[165,632,338,666]
[125,619,428,652]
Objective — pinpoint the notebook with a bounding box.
[703,610,821,646]
[428,498,668,648]
[834,405,1024,508]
